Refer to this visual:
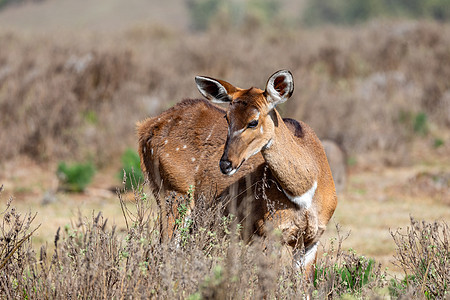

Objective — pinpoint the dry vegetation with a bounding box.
[1,20,449,165]
[0,7,449,298]
[0,184,448,298]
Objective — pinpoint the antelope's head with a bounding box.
[195,70,294,175]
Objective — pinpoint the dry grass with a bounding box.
[0,183,448,299]
[1,20,449,166]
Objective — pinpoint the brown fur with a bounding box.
[137,74,337,275]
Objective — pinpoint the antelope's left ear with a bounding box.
[195,76,237,103]
[264,70,294,109]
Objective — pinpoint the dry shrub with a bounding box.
[391,218,449,299]
[407,171,450,205]
[2,183,449,298]
[314,224,387,299]
[1,20,450,166]
[0,183,394,299]
[0,185,40,297]
[0,33,141,164]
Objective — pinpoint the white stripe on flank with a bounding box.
[283,181,317,209]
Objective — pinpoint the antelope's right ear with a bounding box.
[264,70,294,110]
[195,76,236,103]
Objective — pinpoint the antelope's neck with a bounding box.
[262,110,319,208]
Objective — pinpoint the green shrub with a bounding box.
[118,148,144,190]
[433,138,444,148]
[186,0,282,31]
[186,0,223,31]
[390,218,449,299]
[57,161,96,192]
[413,112,428,135]
[315,252,377,294]
[302,0,450,26]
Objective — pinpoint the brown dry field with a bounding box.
[0,0,449,279]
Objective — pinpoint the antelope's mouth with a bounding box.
[225,159,246,176]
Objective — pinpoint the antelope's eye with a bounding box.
[247,120,258,128]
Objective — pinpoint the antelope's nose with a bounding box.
[219,159,233,175]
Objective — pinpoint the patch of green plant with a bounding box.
[118,148,144,191]
[433,138,444,148]
[186,0,282,31]
[175,185,195,247]
[314,254,376,293]
[347,156,357,167]
[302,0,450,26]
[83,110,98,125]
[388,275,415,298]
[413,112,428,135]
[57,161,96,192]
[186,0,223,30]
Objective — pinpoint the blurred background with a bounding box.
[0,0,449,274]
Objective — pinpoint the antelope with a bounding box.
[138,70,337,276]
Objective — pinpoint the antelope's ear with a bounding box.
[264,70,294,109]
[195,76,236,103]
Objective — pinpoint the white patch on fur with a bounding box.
[206,124,215,141]
[183,145,187,149]
[294,242,318,269]
[262,139,273,150]
[251,148,261,157]
[176,147,179,151]
[232,128,245,138]
[283,181,317,209]
[165,153,169,157]
[227,169,237,176]
[164,139,168,144]
[143,146,146,153]
[151,148,153,155]
[260,125,264,134]
[191,157,196,162]
[304,243,318,267]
